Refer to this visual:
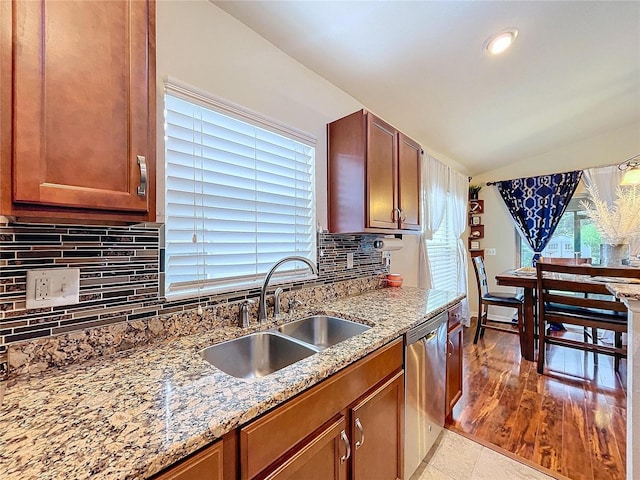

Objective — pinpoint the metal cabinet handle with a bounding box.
[448,340,454,357]
[137,155,147,197]
[355,417,365,449]
[392,207,401,222]
[340,430,351,463]
[399,209,407,222]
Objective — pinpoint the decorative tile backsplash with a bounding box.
[0,220,388,355]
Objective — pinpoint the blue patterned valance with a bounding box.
[496,171,583,264]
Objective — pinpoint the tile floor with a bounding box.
[410,429,555,480]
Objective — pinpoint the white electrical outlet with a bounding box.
[346,252,354,269]
[26,268,80,309]
[486,248,496,256]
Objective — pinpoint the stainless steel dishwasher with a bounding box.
[404,311,448,479]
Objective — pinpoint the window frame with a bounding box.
[159,78,318,299]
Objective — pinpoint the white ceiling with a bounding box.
[213,1,640,176]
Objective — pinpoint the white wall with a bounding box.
[156,0,364,228]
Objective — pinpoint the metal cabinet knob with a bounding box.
[137,155,147,197]
[355,417,365,449]
[340,430,351,463]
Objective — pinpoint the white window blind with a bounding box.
[426,194,458,293]
[164,89,316,297]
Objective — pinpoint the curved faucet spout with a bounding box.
[258,256,318,323]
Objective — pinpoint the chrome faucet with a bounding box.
[258,256,318,323]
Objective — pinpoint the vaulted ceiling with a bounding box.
[213,1,640,176]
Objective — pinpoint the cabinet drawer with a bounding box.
[448,303,462,330]
[154,440,223,480]
[240,338,403,480]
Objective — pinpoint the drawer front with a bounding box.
[154,440,223,480]
[240,338,403,480]
[448,303,462,330]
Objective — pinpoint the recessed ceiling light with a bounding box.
[484,28,519,56]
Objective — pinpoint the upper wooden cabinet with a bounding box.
[327,110,421,233]
[0,0,156,223]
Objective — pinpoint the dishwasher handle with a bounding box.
[405,311,447,345]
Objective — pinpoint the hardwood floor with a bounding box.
[448,318,627,480]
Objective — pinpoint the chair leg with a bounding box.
[592,327,598,366]
[473,300,484,344]
[614,332,622,372]
[537,317,545,374]
[479,305,488,339]
[517,304,525,358]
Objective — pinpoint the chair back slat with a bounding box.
[545,292,628,313]
[543,278,611,295]
[472,256,489,296]
[537,261,640,279]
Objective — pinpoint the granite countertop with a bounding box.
[0,287,463,480]
[606,282,640,301]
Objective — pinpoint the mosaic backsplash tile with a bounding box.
[0,219,388,373]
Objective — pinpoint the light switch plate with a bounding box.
[26,268,80,310]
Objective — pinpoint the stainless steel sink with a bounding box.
[276,315,371,350]
[199,332,317,379]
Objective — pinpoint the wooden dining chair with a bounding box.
[472,256,525,355]
[536,262,636,375]
[540,257,595,345]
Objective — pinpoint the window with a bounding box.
[163,86,316,297]
[518,194,601,266]
[426,193,459,293]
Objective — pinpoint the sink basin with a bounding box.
[199,332,317,379]
[276,315,371,350]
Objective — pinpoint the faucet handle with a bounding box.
[288,298,302,314]
[238,299,256,328]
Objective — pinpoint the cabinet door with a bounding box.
[351,371,404,480]
[9,0,154,215]
[397,133,421,231]
[264,416,348,480]
[446,324,463,417]
[154,440,223,480]
[366,113,398,229]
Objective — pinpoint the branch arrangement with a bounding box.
[581,184,640,244]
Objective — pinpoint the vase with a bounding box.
[600,244,630,266]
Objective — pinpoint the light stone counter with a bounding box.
[606,283,640,480]
[0,287,463,480]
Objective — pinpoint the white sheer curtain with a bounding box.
[418,153,449,289]
[449,170,471,326]
[583,165,623,205]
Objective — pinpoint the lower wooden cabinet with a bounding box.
[351,371,404,480]
[446,322,463,418]
[241,339,404,480]
[264,416,348,480]
[154,440,223,480]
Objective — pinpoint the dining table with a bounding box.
[496,267,640,362]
